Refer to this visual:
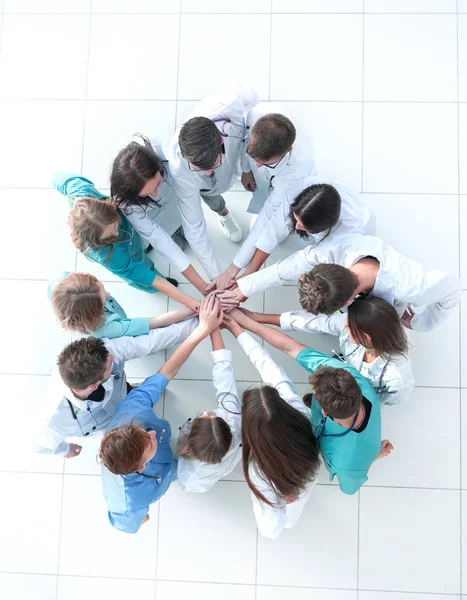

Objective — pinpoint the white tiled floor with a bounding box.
[0,2,464,600]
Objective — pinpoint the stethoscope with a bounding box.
[135,427,167,485]
[314,409,360,442]
[333,346,390,395]
[66,399,101,437]
[210,116,249,141]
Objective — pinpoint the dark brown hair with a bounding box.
[58,337,109,390]
[347,296,408,360]
[110,134,165,212]
[249,113,296,162]
[51,272,105,334]
[289,184,341,240]
[242,385,319,507]
[309,367,362,419]
[177,415,232,464]
[298,264,359,315]
[179,117,222,169]
[99,423,150,475]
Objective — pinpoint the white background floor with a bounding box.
[0,0,465,599]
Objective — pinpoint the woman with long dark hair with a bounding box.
[223,315,320,539]
[242,295,414,406]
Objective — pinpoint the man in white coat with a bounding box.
[34,316,198,458]
[167,84,259,283]
[208,105,316,290]
[224,233,461,333]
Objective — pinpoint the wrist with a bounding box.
[227,263,240,277]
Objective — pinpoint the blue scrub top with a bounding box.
[296,348,382,495]
[52,173,164,293]
[101,372,177,533]
[48,272,150,338]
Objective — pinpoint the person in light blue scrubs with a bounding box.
[52,173,199,312]
[227,309,393,495]
[49,271,150,339]
[98,294,224,533]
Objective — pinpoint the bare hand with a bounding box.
[143,514,150,524]
[218,287,247,305]
[377,439,394,460]
[205,265,240,293]
[241,171,257,192]
[65,443,82,459]
[198,294,224,335]
[238,307,255,320]
[401,306,415,329]
[222,314,243,336]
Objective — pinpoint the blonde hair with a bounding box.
[68,197,120,257]
[51,272,105,334]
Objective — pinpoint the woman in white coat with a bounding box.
[216,176,374,289]
[242,295,414,407]
[110,134,209,295]
[177,328,242,492]
[223,315,320,540]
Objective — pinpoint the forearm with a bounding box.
[152,275,199,311]
[231,310,304,358]
[181,265,209,296]
[210,328,225,351]
[249,312,281,326]
[159,327,207,381]
[148,306,196,329]
[240,249,270,278]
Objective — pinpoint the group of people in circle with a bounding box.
[37,84,461,537]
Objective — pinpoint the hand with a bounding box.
[377,439,394,460]
[197,294,224,336]
[401,306,415,329]
[143,514,150,524]
[65,443,82,459]
[222,314,243,337]
[205,265,240,293]
[241,171,257,192]
[218,287,247,306]
[238,307,256,320]
[188,300,200,313]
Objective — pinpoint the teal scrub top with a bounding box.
[48,271,150,339]
[297,348,382,495]
[52,173,164,293]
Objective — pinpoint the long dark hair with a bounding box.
[289,183,341,241]
[242,386,319,506]
[110,134,166,213]
[347,296,409,360]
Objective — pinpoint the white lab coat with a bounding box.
[34,317,198,456]
[237,332,319,539]
[167,84,259,280]
[177,348,242,492]
[234,174,374,270]
[281,310,414,406]
[238,233,461,333]
[124,136,189,273]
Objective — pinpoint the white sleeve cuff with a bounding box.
[279,312,293,331]
[211,349,233,364]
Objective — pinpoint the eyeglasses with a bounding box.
[188,152,223,172]
[246,148,289,169]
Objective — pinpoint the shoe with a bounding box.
[172,226,186,250]
[219,211,243,243]
[167,277,179,287]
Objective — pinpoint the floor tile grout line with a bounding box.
[79,2,93,177]
[267,2,272,102]
[1,11,464,15]
[1,98,465,103]
[457,5,463,595]
[54,472,66,600]
[173,4,182,127]
[360,6,365,195]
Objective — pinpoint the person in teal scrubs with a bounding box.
[52,173,199,312]
[49,271,195,339]
[229,309,393,495]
